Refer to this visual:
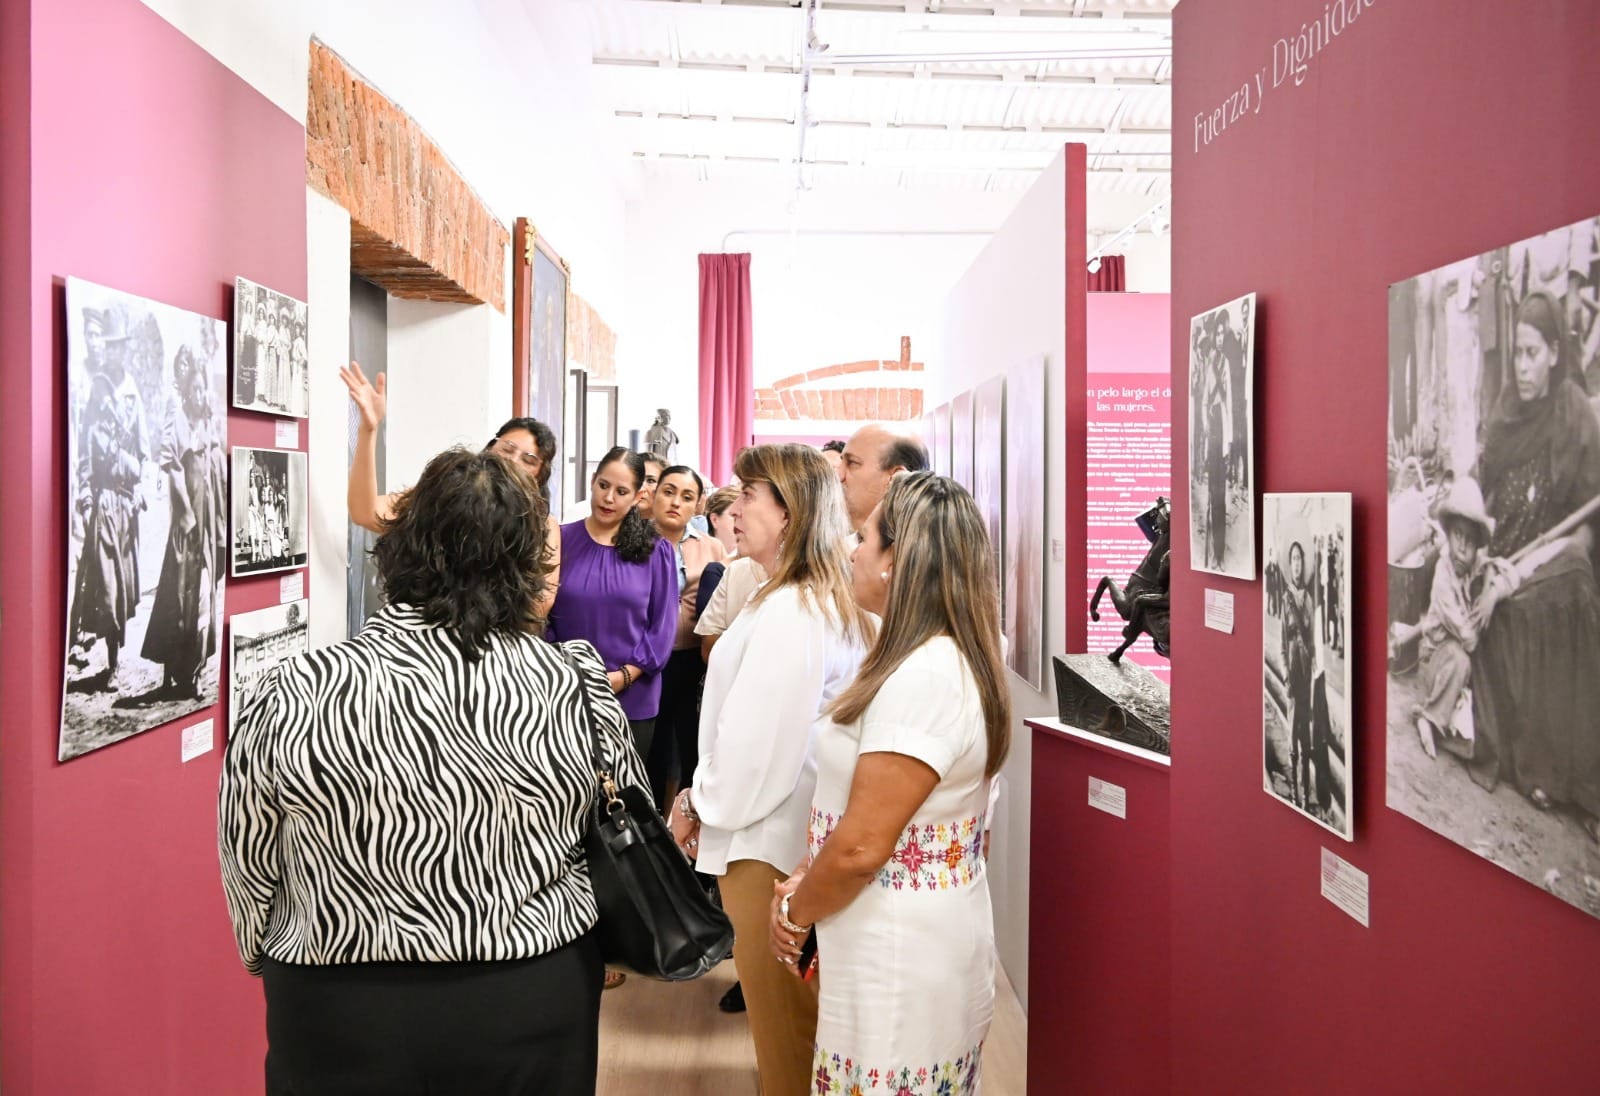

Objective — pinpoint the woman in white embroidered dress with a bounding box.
[770,471,1010,1096]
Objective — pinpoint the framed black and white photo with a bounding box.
[1004,356,1047,690]
[61,277,229,761]
[973,374,1006,605]
[231,447,308,577]
[1263,492,1352,840]
[951,389,975,492]
[1188,292,1256,579]
[232,276,309,418]
[229,600,309,735]
[1387,213,1600,920]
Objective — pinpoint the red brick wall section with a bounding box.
[306,40,507,310]
[754,356,925,421]
[568,293,616,381]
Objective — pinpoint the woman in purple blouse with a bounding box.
[547,448,678,764]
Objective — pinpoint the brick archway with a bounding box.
[755,337,925,422]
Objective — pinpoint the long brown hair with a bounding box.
[830,472,1011,776]
[735,444,873,647]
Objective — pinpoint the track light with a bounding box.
[1087,256,1103,274]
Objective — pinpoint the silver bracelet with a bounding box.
[778,893,811,935]
[675,789,699,823]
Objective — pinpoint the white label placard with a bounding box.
[181,719,215,763]
[1321,847,1370,927]
[1204,588,1235,633]
[275,419,299,449]
[1088,777,1127,819]
[280,571,305,604]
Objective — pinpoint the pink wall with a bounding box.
[2,0,307,1089]
[1166,1,1600,1089]
[1027,727,1170,1093]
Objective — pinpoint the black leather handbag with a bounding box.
[562,649,734,981]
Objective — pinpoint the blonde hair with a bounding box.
[734,444,874,648]
[830,472,1012,777]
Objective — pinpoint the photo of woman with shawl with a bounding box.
[142,345,228,700]
[1467,291,1600,844]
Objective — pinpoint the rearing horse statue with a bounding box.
[1088,497,1172,663]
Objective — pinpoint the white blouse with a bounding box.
[692,582,867,876]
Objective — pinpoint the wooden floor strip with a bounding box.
[598,959,1027,1094]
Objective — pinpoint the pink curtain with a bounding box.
[1088,254,1127,292]
[698,253,754,485]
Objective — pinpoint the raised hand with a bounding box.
[339,360,387,433]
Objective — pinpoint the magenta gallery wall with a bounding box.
[1168,0,1600,1090]
[1,0,307,1089]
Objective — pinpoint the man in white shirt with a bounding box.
[837,423,929,533]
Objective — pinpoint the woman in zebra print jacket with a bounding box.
[218,445,646,1096]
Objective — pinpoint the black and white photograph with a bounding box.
[232,276,308,418]
[1263,493,1352,840]
[229,600,309,735]
[1188,291,1256,579]
[1004,356,1047,690]
[973,374,1006,603]
[951,389,975,492]
[62,277,229,761]
[929,401,952,479]
[231,446,309,577]
[1387,213,1600,919]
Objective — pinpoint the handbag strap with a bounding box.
[558,644,624,810]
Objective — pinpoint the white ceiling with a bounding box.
[581,0,1173,199]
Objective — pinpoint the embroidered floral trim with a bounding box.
[809,808,985,892]
[811,1043,983,1095]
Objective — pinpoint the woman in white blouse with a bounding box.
[768,472,1011,1095]
[668,443,872,1096]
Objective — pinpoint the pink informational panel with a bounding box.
[1085,293,1172,683]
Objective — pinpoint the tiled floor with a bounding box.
[597,958,1027,1094]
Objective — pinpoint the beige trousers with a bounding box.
[720,858,819,1096]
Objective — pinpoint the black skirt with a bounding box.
[261,932,603,1096]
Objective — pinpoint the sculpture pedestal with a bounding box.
[1051,654,1171,756]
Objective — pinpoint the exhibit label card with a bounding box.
[1204,588,1235,633]
[1320,847,1369,927]
[1088,777,1127,820]
[275,419,300,449]
[280,571,305,604]
[181,719,215,763]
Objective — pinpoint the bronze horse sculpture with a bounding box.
[1089,497,1171,663]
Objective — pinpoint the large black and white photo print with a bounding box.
[1188,292,1256,579]
[1387,214,1600,919]
[232,276,309,418]
[231,447,309,576]
[229,600,309,735]
[1263,493,1352,839]
[62,278,229,761]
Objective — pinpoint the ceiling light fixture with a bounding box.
[1087,195,1171,270]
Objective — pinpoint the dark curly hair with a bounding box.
[375,447,550,659]
[489,417,557,504]
[594,447,659,564]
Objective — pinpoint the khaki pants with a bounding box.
[720,859,818,1096]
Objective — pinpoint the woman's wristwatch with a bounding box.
[778,893,811,935]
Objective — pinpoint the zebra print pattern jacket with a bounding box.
[218,604,647,975]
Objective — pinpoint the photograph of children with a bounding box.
[1187,292,1256,579]
[232,276,309,418]
[231,447,309,577]
[1262,493,1352,839]
[229,600,309,736]
[1387,213,1600,920]
[62,278,229,761]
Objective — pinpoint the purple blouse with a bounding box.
[547,521,678,721]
